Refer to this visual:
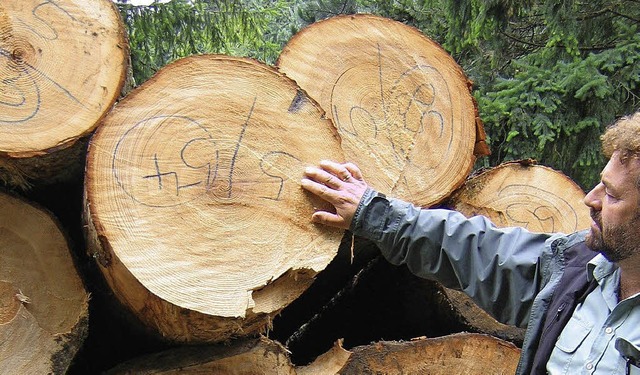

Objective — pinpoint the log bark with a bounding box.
[302,333,521,375]
[277,14,489,207]
[84,55,345,343]
[0,0,127,189]
[437,160,592,343]
[106,336,296,375]
[0,192,89,374]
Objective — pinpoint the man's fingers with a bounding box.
[311,211,346,228]
[307,161,361,185]
[304,166,343,188]
[318,160,344,172]
[319,160,352,182]
[301,178,341,203]
[344,162,363,181]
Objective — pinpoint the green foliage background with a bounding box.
[116,0,640,190]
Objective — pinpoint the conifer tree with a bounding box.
[117,0,289,83]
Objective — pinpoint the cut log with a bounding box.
[0,0,127,188]
[277,14,489,207]
[448,160,591,233]
[437,160,592,343]
[84,55,344,343]
[0,192,89,374]
[105,336,295,375]
[301,333,521,375]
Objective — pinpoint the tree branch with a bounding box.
[607,9,640,23]
[500,31,546,49]
[500,31,617,52]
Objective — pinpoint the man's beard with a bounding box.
[585,209,639,262]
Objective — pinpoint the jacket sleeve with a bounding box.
[350,188,559,328]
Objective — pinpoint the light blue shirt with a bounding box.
[547,254,640,374]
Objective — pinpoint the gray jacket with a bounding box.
[350,188,590,374]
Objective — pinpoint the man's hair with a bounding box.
[602,111,640,190]
[602,111,640,159]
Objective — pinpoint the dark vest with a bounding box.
[530,241,599,374]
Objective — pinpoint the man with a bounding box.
[300,111,640,374]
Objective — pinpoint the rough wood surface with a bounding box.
[296,339,351,375]
[106,334,519,375]
[0,192,88,374]
[436,288,526,345]
[314,333,521,374]
[277,14,488,207]
[106,336,296,375]
[84,55,344,343]
[0,0,127,188]
[438,160,592,344]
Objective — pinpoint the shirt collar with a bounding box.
[587,253,619,283]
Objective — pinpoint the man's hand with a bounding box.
[301,160,369,229]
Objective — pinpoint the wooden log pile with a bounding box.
[0,2,592,374]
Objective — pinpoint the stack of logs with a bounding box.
[0,1,591,374]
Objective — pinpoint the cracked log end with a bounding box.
[84,55,345,343]
[277,14,483,207]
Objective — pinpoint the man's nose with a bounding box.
[584,183,603,211]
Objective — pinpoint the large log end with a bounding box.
[84,55,345,343]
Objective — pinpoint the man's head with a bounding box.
[602,111,640,163]
[584,111,640,262]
